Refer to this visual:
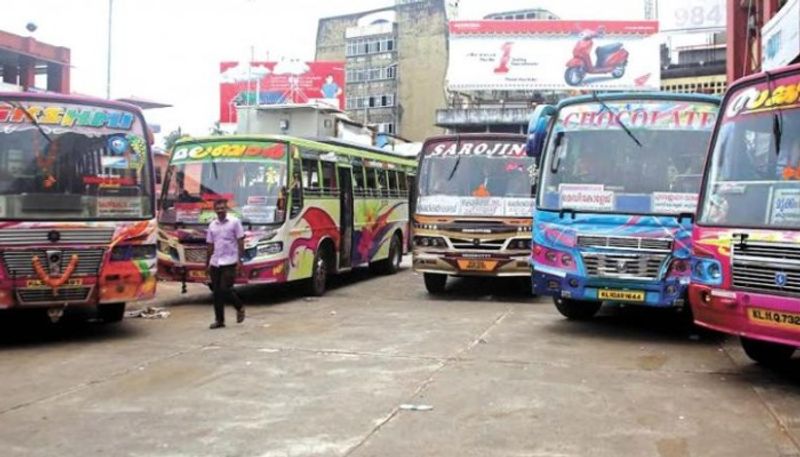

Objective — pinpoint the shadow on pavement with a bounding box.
[421,275,537,304]
[544,304,723,347]
[0,307,142,348]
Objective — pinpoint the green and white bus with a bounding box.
[157,135,417,295]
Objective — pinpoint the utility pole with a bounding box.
[106,0,113,99]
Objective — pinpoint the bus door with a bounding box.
[337,166,354,269]
[407,173,417,251]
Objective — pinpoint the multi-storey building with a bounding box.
[316,0,448,141]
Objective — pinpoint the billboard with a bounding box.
[658,0,726,33]
[219,61,345,123]
[447,21,660,92]
[762,0,800,71]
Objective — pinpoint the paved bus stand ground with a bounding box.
[1,259,799,457]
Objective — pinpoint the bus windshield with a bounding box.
[159,140,288,225]
[698,74,800,229]
[0,98,153,220]
[416,137,535,218]
[538,100,718,215]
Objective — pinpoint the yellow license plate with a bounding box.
[457,259,498,272]
[189,270,208,279]
[748,308,800,331]
[26,279,82,288]
[598,289,645,302]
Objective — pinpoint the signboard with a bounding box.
[762,0,800,71]
[558,184,615,211]
[652,192,699,213]
[724,72,800,120]
[416,196,535,218]
[771,188,800,225]
[219,61,345,123]
[447,21,660,92]
[558,100,719,131]
[171,141,287,164]
[658,0,726,32]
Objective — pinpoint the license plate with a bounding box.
[598,289,645,302]
[26,279,82,288]
[457,259,498,272]
[189,270,208,279]
[748,308,800,331]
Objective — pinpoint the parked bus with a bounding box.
[412,134,535,293]
[527,93,720,319]
[157,135,416,296]
[0,93,157,322]
[690,64,800,365]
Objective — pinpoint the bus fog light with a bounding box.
[547,280,560,290]
[568,278,579,288]
[666,285,677,295]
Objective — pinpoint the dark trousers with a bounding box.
[209,265,243,323]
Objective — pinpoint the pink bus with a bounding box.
[690,64,800,365]
[0,93,157,323]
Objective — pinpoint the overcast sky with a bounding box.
[2,0,648,143]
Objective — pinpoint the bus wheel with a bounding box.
[374,234,402,275]
[308,248,330,297]
[424,273,447,294]
[98,303,126,323]
[741,337,796,366]
[553,297,601,320]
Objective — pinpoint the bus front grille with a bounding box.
[1,249,105,277]
[0,229,114,246]
[17,287,92,304]
[582,253,667,280]
[732,241,800,296]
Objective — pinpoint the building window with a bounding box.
[345,37,397,57]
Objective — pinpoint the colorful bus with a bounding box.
[528,93,720,319]
[0,93,157,322]
[412,134,536,293]
[157,135,416,296]
[690,64,800,365]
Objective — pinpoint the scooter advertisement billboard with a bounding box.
[447,21,660,92]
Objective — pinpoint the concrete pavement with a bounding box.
[1,260,799,456]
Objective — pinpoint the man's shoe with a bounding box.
[236,308,246,324]
[209,321,225,329]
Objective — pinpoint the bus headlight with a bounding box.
[691,258,723,286]
[257,242,284,256]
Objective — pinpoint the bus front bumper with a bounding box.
[412,250,530,277]
[689,284,800,348]
[158,258,290,285]
[533,266,687,308]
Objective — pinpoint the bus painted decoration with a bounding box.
[530,94,720,317]
[158,136,416,294]
[0,104,134,130]
[0,94,157,320]
[690,65,800,364]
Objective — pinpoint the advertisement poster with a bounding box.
[219,61,345,123]
[658,0,726,32]
[770,188,800,225]
[447,20,660,92]
[416,196,535,218]
[762,0,800,71]
[558,100,719,131]
[558,184,615,211]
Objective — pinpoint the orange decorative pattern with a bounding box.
[32,254,79,292]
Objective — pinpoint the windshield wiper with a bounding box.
[446,137,463,181]
[3,100,52,144]
[765,71,783,156]
[592,92,642,148]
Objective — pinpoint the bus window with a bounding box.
[291,159,303,218]
[302,158,320,191]
[353,165,366,194]
[388,170,399,196]
[321,161,337,192]
[366,167,379,195]
[399,171,408,193]
[376,168,388,196]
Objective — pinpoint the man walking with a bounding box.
[206,199,246,329]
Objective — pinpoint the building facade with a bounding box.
[0,29,70,93]
[316,0,448,141]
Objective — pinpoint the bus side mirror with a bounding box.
[527,105,556,162]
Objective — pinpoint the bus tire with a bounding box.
[307,245,330,297]
[374,233,402,275]
[553,297,601,320]
[98,303,126,323]
[740,337,796,366]
[424,273,447,294]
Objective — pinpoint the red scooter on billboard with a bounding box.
[565,28,629,86]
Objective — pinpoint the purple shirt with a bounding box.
[206,216,245,267]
